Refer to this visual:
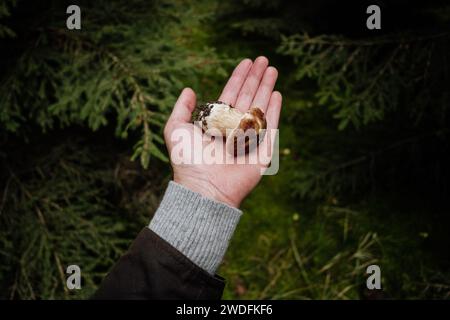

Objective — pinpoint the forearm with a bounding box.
[149,181,242,274]
[93,181,242,299]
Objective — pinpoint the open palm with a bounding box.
[164,57,282,208]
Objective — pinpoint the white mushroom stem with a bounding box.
[202,102,244,135]
[196,101,266,137]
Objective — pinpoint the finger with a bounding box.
[251,66,278,113]
[258,91,282,161]
[235,56,269,112]
[168,87,196,124]
[266,91,282,130]
[218,59,252,106]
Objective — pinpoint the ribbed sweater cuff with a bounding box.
[149,181,242,274]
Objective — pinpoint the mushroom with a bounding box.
[194,101,267,155]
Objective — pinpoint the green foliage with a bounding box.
[215,0,450,299]
[278,32,450,130]
[276,31,450,201]
[0,0,229,168]
[0,138,160,299]
[223,171,450,299]
[0,0,16,38]
[0,0,230,299]
[221,176,381,299]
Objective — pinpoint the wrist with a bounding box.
[173,174,241,209]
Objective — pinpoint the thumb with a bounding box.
[168,87,196,124]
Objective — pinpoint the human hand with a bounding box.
[163,57,282,208]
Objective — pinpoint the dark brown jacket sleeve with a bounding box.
[92,228,225,300]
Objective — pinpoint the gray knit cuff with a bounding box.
[149,181,242,274]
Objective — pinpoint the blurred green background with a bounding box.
[0,0,449,299]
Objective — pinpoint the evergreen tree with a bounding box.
[0,0,229,299]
